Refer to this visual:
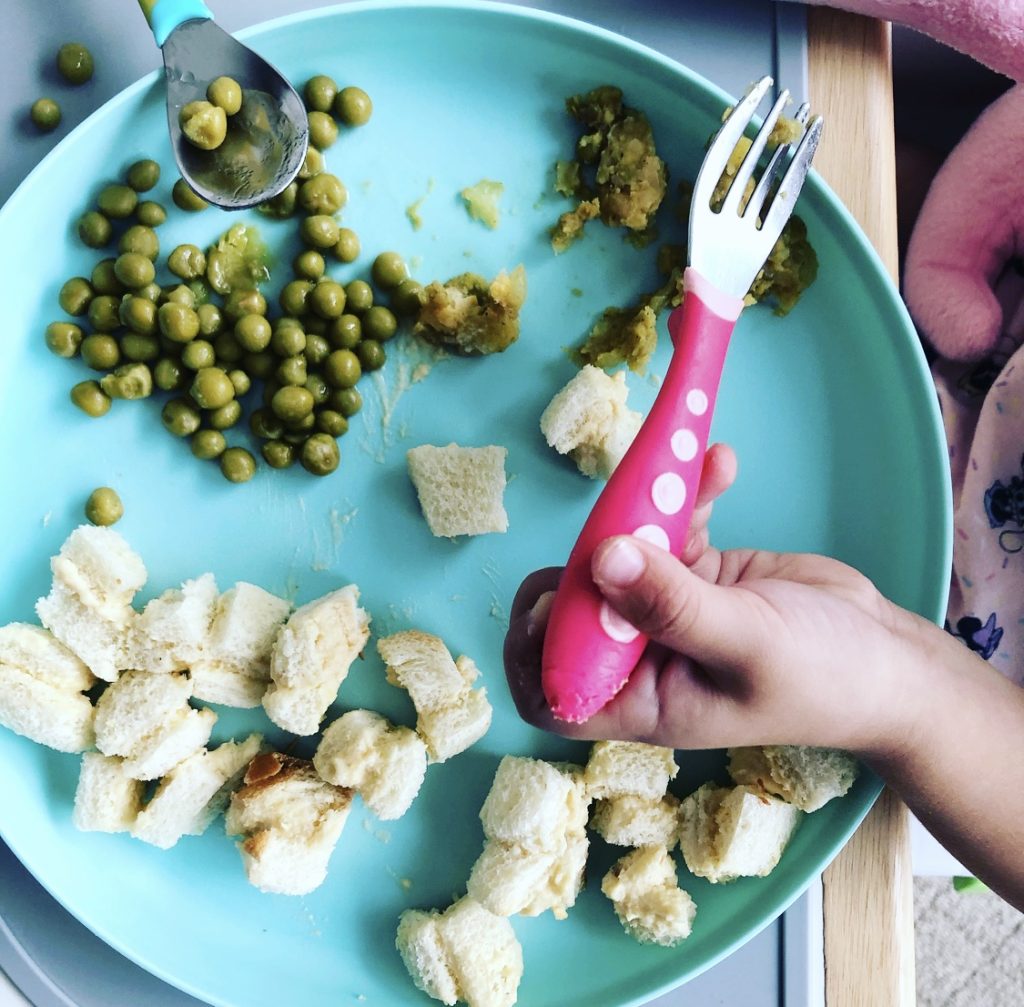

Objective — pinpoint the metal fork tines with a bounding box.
[689,76,823,300]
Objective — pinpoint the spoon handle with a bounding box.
[137,0,213,46]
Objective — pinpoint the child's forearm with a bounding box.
[861,617,1024,911]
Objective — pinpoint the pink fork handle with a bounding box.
[541,268,744,723]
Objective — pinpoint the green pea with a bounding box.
[90,258,124,296]
[271,385,315,423]
[329,314,362,349]
[159,302,200,343]
[243,352,276,381]
[223,288,267,321]
[213,331,243,365]
[100,362,153,400]
[85,487,123,527]
[120,294,158,335]
[391,278,424,317]
[180,100,227,150]
[299,174,347,215]
[279,280,313,317]
[304,75,338,113]
[137,282,162,302]
[301,432,340,475]
[97,183,138,219]
[191,429,227,460]
[334,86,372,127]
[356,338,386,372]
[307,110,338,150]
[161,397,201,437]
[330,386,362,418]
[300,215,341,249]
[323,348,361,388]
[363,304,398,341]
[168,244,207,280]
[257,181,298,219]
[309,279,347,319]
[190,366,235,409]
[31,98,61,131]
[153,357,186,391]
[56,43,93,85]
[114,252,156,289]
[181,339,216,370]
[118,224,160,259]
[344,280,373,314]
[208,399,242,430]
[271,321,306,357]
[58,278,93,316]
[220,447,256,483]
[250,407,284,440]
[126,158,160,192]
[261,439,294,469]
[228,369,251,397]
[197,303,224,337]
[315,409,348,438]
[283,412,316,435]
[135,200,167,227]
[276,355,308,387]
[78,210,112,248]
[293,249,325,281]
[45,321,83,358]
[327,231,357,266]
[80,334,120,370]
[304,333,331,367]
[371,252,408,291]
[172,178,208,212]
[304,373,330,406]
[88,295,121,332]
[298,146,324,180]
[162,284,196,308]
[121,332,160,363]
[234,313,272,352]
[70,380,111,418]
[207,76,242,115]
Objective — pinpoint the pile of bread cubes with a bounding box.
[0,522,858,1007]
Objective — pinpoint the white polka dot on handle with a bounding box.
[671,429,698,462]
[686,389,709,416]
[599,601,640,643]
[633,524,671,551]
[652,472,686,515]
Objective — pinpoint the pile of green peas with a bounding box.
[47,76,428,484]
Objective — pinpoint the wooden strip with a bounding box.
[806,9,916,1007]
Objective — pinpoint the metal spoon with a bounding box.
[138,0,308,210]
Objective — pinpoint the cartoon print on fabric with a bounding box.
[983,454,1024,552]
[945,613,1005,660]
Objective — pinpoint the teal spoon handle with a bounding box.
[138,0,213,46]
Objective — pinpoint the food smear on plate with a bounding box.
[460,179,504,229]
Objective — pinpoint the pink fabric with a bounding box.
[799,0,1024,82]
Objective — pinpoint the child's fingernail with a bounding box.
[527,590,555,633]
[594,539,645,588]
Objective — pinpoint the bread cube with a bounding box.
[0,624,96,752]
[93,670,193,757]
[131,574,218,674]
[263,585,369,735]
[190,582,290,707]
[539,365,643,479]
[396,896,523,1007]
[132,733,262,849]
[584,740,678,801]
[406,443,508,537]
[602,846,696,947]
[416,688,492,764]
[727,745,859,812]
[590,793,681,849]
[120,706,217,781]
[679,783,801,884]
[225,752,352,895]
[467,840,560,917]
[73,753,144,833]
[314,709,427,820]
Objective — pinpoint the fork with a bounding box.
[541,76,823,723]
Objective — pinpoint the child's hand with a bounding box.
[504,447,931,759]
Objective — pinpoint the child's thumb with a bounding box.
[591,536,761,668]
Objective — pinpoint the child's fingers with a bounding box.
[591,535,767,670]
[694,442,737,511]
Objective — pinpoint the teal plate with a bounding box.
[0,3,951,1005]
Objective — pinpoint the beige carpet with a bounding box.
[915,877,1024,1005]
